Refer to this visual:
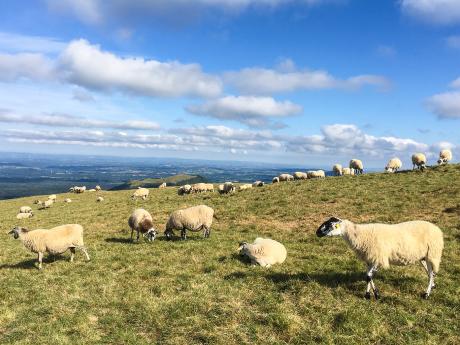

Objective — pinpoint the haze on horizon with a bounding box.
[0,0,459,168]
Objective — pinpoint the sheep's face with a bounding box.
[316,217,343,237]
[144,228,158,242]
[8,226,23,239]
[237,242,249,255]
[164,229,174,240]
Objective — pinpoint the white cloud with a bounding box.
[0,53,55,82]
[186,95,302,128]
[446,35,460,49]
[0,32,66,54]
[426,91,460,118]
[58,39,222,98]
[450,77,460,88]
[401,0,460,25]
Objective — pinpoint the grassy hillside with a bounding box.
[0,165,459,344]
[111,174,205,190]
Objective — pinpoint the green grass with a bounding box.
[0,165,459,344]
[112,174,205,190]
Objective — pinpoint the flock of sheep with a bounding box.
[8,148,453,300]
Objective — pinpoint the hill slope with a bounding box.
[0,165,459,344]
[110,174,205,190]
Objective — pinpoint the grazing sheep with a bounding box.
[48,194,57,201]
[437,149,452,165]
[293,172,308,180]
[96,196,104,202]
[131,187,149,200]
[33,199,41,205]
[272,177,280,184]
[8,224,90,269]
[164,205,216,240]
[412,153,427,171]
[159,182,167,189]
[333,164,343,176]
[88,189,96,192]
[238,238,287,268]
[19,206,32,214]
[38,199,53,210]
[349,159,364,175]
[279,174,294,182]
[16,212,33,219]
[178,184,192,195]
[385,157,402,173]
[191,183,213,193]
[342,167,354,176]
[95,185,101,191]
[218,184,225,194]
[128,208,158,242]
[307,170,325,179]
[316,217,444,299]
[72,186,86,194]
[218,182,235,194]
[253,181,265,187]
[238,183,253,191]
[64,198,72,203]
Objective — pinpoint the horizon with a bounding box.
[0,1,459,166]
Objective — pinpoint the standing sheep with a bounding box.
[316,217,444,299]
[164,205,216,240]
[19,206,32,214]
[159,182,167,189]
[218,182,235,194]
[278,174,294,182]
[131,187,149,200]
[8,224,90,269]
[272,177,280,184]
[349,159,364,175]
[385,157,402,173]
[333,164,343,176]
[238,238,287,268]
[238,184,253,191]
[293,172,308,180]
[178,184,192,195]
[38,199,53,210]
[95,185,102,191]
[437,149,452,165]
[128,208,158,242]
[342,168,354,176]
[48,194,57,201]
[307,170,325,179]
[412,153,427,171]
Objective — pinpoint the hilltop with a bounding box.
[110,174,206,190]
[0,165,459,344]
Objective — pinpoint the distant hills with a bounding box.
[110,174,205,190]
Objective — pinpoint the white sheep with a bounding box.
[293,172,308,180]
[178,184,192,195]
[72,186,86,194]
[349,159,364,174]
[95,185,101,191]
[19,206,32,214]
[88,189,96,192]
[307,170,325,179]
[96,196,104,202]
[48,194,57,201]
[131,187,149,200]
[272,177,280,184]
[437,149,452,165]
[8,224,90,269]
[238,238,287,268]
[385,157,402,173]
[191,183,213,193]
[159,182,167,189]
[278,174,294,182]
[164,205,216,240]
[218,182,235,194]
[38,199,53,210]
[128,208,157,242]
[316,217,444,299]
[16,212,33,219]
[333,164,343,176]
[238,183,253,191]
[253,181,265,187]
[342,167,354,176]
[412,153,427,171]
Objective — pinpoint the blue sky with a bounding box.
[0,0,459,168]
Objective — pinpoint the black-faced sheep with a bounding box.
[178,184,192,195]
[164,205,216,240]
[128,208,158,242]
[385,157,402,173]
[349,159,364,174]
[253,181,265,187]
[412,153,427,171]
[437,149,452,165]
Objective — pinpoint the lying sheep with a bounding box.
[64,198,72,203]
[96,196,104,202]
[293,172,308,180]
[385,157,402,173]
[272,177,280,183]
[342,167,354,176]
[239,183,253,191]
[178,184,192,195]
[349,159,364,175]
[333,164,343,176]
[238,238,287,268]
[48,194,57,201]
[279,174,294,182]
[8,224,90,269]
[16,212,33,219]
[307,170,325,179]
[38,199,53,210]
[164,205,216,240]
[316,217,444,299]
[128,208,157,242]
[437,149,452,165]
[89,189,96,192]
[19,206,32,214]
[412,153,427,171]
[253,181,264,187]
[131,187,149,200]
[159,182,167,189]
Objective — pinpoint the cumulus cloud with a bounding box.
[0,111,160,130]
[224,61,389,94]
[186,95,302,128]
[426,91,460,119]
[401,0,460,25]
[0,32,66,54]
[450,78,460,88]
[0,53,55,82]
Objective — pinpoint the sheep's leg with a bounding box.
[181,229,187,240]
[203,225,210,238]
[365,265,379,299]
[130,228,134,242]
[423,262,435,299]
[70,247,76,262]
[136,229,140,242]
[77,246,91,261]
[421,259,435,288]
[37,252,43,269]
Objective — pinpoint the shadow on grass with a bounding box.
[0,254,68,270]
[105,237,133,244]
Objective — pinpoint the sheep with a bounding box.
[272,177,280,184]
[164,205,216,240]
[412,153,427,171]
[333,164,343,176]
[238,183,253,191]
[159,182,167,189]
[349,159,364,175]
[342,167,354,176]
[128,208,158,242]
[178,184,192,195]
[218,182,235,194]
[19,206,32,214]
[131,187,149,200]
[385,157,402,173]
[278,173,294,182]
[204,183,214,192]
[96,196,104,202]
[8,224,90,269]
[191,183,214,193]
[238,238,287,268]
[48,194,57,201]
[16,212,33,219]
[72,186,86,194]
[88,189,96,192]
[218,184,225,194]
[316,217,444,299]
[437,149,452,165]
[307,170,325,179]
[253,181,265,187]
[38,199,53,210]
[33,199,41,205]
[293,172,308,180]
[95,185,101,191]
[64,198,72,203]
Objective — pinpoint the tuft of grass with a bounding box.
[0,165,459,344]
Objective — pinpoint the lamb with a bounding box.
[437,149,452,165]
[272,177,280,183]
[316,217,444,299]
[278,174,294,182]
[131,187,149,200]
[349,159,364,174]
[238,238,287,268]
[412,153,427,171]
[19,206,32,214]
[307,170,325,179]
[238,183,253,191]
[342,167,354,176]
[178,184,192,195]
[164,205,216,240]
[96,196,104,202]
[159,182,167,189]
[16,212,33,219]
[64,198,72,203]
[8,224,90,269]
[293,172,308,180]
[253,181,265,187]
[38,199,53,210]
[48,194,57,201]
[333,164,343,176]
[385,157,402,173]
[128,208,158,242]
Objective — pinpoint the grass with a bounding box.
[112,174,205,190]
[0,165,459,344]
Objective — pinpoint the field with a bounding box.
[0,165,459,344]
